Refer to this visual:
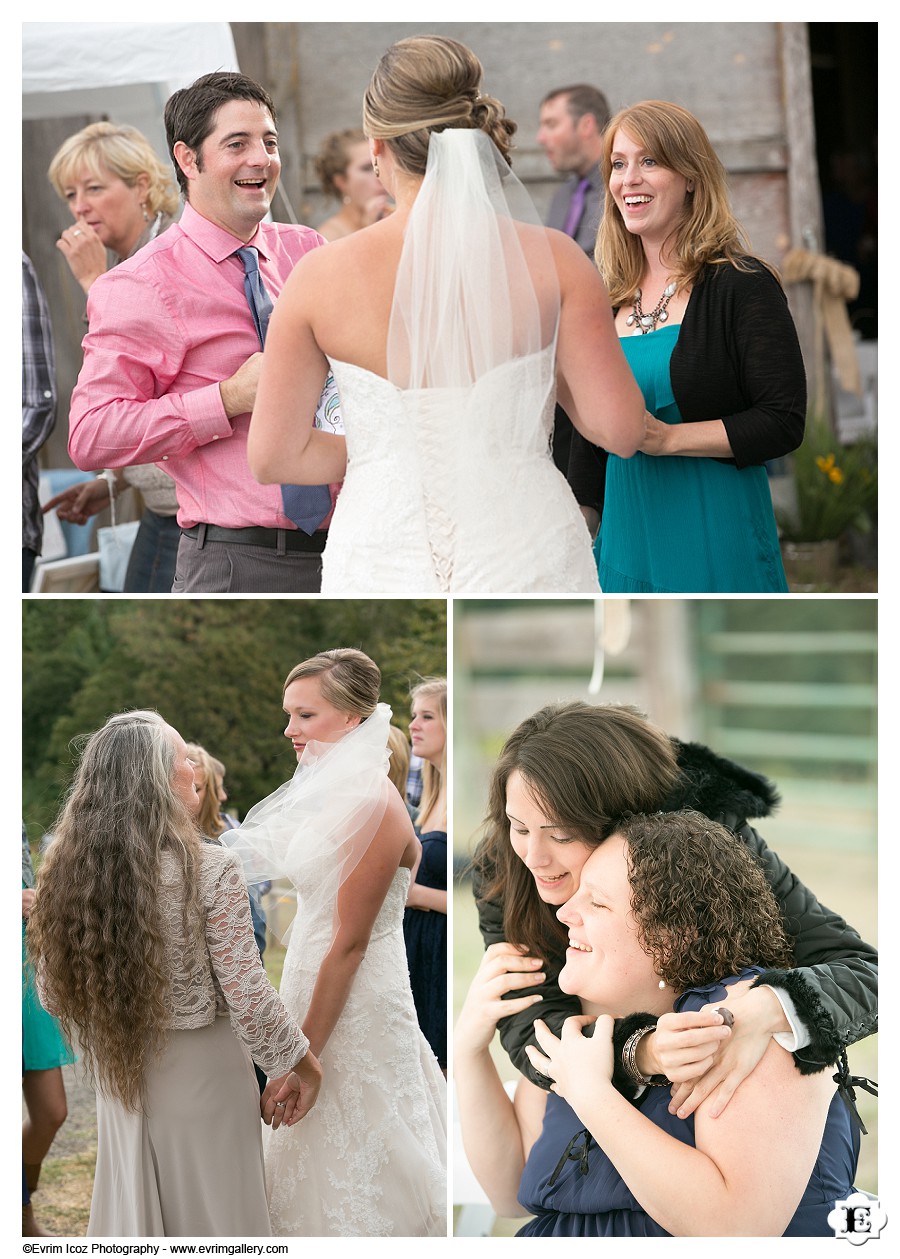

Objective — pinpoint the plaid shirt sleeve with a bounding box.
[22,253,57,463]
[22,253,58,554]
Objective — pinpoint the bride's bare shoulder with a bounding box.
[289,218,400,292]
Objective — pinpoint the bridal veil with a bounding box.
[386,127,560,390]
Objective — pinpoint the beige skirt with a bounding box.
[88,1016,271,1237]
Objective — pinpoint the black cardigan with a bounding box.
[567,259,808,511]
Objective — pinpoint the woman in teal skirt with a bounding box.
[568,100,806,593]
[23,824,74,1232]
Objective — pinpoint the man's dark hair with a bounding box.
[165,71,278,195]
[541,84,611,132]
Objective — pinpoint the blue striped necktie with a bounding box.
[236,246,332,534]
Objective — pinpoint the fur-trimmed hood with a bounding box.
[663,739,780,823]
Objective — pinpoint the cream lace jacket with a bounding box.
[39,843,308,1081]
[159,843,308,1077]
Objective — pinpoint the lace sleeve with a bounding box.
[205,851,309,1079]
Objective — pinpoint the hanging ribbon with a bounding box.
[832,1049,878,1135]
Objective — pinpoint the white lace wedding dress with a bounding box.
[320,346,601,594]
[230,706,447,1237]
[263,865,446,1236]
[316,128,601,596]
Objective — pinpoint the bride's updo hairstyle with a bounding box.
[284,648,381,720]
[363,34,517,176]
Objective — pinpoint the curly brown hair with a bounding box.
[620,810,794,989]
[27,710,204,1111]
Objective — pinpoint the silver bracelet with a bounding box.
[622,1025,670,1087]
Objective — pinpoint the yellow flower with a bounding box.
[816,454,836,474]
[829,467,844,484]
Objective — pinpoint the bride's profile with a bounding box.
[248,34,644,594]
[228,649,446,1236]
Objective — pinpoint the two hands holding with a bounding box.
[260,1048,324,1131]
[457,941,786,1121]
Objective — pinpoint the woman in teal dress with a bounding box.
[569,100,806,593]
[22,824,74,1232]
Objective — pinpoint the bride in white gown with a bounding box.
[228,649,446,1237]
[248,35,644,594]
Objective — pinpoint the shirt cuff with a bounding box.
[181,381,235,446]
[767,986,811,1051]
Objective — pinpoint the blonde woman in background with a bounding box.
[49,120,179,292]
[404,677,448,1072]
[44,122,182,591]
[314,127,392,241]
[387,723,417,821]
[185,744,227,839]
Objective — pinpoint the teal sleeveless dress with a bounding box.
[595,324,788,592]
[23,890,76,1071]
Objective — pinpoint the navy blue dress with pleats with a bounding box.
[403,830,447,1068]
[517,971,858,1236]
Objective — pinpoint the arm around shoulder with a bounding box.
[740,821,877,1067]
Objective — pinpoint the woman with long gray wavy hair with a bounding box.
[27,709,321,1237]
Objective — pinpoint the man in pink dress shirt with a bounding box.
[69,72,332,593]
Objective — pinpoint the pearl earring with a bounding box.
[373,160,380,177]
[658,979,666,990]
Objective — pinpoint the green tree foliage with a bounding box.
[23,599,446,839]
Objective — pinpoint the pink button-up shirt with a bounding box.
[69,201,327,530]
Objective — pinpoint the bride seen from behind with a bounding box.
[248,35,645,594]
[228,649,447,1236]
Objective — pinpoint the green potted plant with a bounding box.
[777,415,877,588]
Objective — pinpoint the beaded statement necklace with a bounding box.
[626,281,677,334]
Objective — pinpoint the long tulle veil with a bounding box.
[383,129,562,590]
[225,703,393,944]
[386,127,560,390]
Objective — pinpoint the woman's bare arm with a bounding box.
[248,251,347,487]
[553,233,645,458]
[299,790,416,1056]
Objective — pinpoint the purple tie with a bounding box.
[562,177,590,238]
